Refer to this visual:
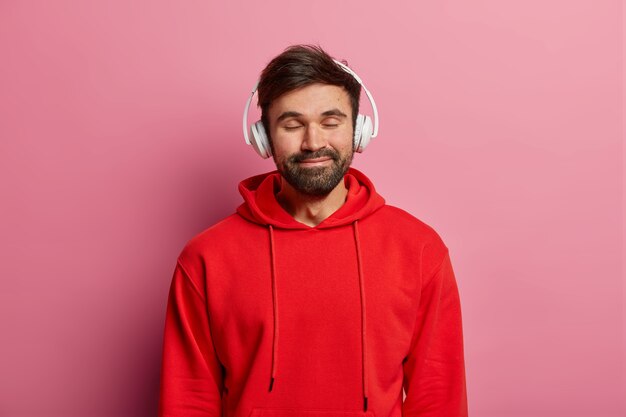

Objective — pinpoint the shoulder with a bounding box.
[373,204,447,247]
[176,212,255,269]
[366,204,450,274]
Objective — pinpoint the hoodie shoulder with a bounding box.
[377,205,447,244]
[176,213,251,269]
[372,204,450,274]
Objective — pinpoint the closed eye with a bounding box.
[321,116,342,128]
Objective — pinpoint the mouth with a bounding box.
[297,157,333,167]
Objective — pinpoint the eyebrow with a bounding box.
[275,108,348,123]
[276,111,302,123]
[321,108,348,118]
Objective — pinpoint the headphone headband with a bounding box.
[243,80,259,146]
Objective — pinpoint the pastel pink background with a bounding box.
[0,1,623,416]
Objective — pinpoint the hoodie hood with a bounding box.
[236,167,386,229]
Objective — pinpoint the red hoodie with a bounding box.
[159,168,468,417]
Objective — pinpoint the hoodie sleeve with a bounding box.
[402,250,468,417]
[158,260,224,417]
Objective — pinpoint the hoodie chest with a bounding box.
[207,224,419,381]
[272,229,363,325]
[213,228,365,327]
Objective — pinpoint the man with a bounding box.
[158,45,468,417]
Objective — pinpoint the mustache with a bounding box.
[289,148,340,163]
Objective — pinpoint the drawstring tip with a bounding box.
[363,396,368,412]
[268,377,275,392]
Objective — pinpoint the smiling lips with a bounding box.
[297,157,332,167]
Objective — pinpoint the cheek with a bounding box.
[332,130,354,152]
[270,138,297,160]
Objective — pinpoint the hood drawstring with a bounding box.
[268,225,279,392]
[266,221,369,412]
[353,220,369,412]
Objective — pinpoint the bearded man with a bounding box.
[158,44,469,417]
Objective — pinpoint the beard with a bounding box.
[275,147,354,196]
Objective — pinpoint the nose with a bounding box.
[301,124,327,152]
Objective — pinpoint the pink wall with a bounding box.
[0,1,623,416]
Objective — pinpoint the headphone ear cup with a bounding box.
[356,116,373,152]
[250,121,272,159]
[354,114,373,153]
[353,114,365,152]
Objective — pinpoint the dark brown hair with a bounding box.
[257,44,361,140]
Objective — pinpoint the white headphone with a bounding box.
[242,60,379,159]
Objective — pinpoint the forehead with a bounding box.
[268,83,351,118]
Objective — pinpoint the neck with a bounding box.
[276,178,349,227]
